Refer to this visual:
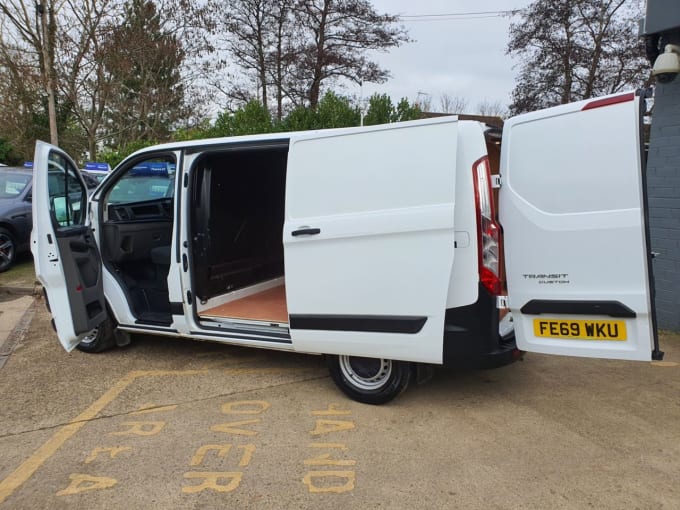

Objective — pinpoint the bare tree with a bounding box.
[0,39,44,157]
[211,0,407,113]
[414,92,432,112]
[289,0,409,108]
[476,99,508,118]
[439,93,468,114]
[0,0,60,144]
[266,0,295,119]
[507,0,649,114]
[0,0,211,159]
[59,0,120,159]
[218,0,272,110]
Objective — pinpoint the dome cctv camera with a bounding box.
[653,44,680,84]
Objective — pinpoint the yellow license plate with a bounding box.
[533,319,627,341]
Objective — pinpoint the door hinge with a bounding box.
[491,175,502,189]
[496,296,509,309]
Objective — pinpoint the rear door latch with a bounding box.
[496,296,509,309]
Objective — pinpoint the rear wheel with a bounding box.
[0,228,16,273]
[326,355,412,405]
[76,318,116,353]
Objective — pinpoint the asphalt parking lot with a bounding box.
[0,295,679,509]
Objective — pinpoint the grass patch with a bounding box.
[0,253,37,289]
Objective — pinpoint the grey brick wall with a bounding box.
[647,43,680,331]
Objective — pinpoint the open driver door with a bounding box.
[32,141,107,351]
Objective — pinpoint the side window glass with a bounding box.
[0,174,30,198]
[107,157,175,206]
[47,152,86,228]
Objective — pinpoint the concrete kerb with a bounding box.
[0,290,39,370]
[0,283,42,300]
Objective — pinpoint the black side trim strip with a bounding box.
[170,302,184,315]
[135,319,173,327]
[289,315,427,334]
[520,300,636,318]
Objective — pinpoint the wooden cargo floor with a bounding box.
[199,285,288,323]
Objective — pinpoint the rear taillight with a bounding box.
[472,156,502,295]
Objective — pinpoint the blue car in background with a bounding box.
[0,167,32,272]
[0,165,100,272]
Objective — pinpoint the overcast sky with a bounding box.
[360,1,534,113]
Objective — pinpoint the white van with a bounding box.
[32,91,663,404]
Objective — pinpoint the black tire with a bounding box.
[76,318,117,353]
[0,227,16,273]
[326,355,412,405]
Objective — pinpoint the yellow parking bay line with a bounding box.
[0,369,205,505]
[651,361,679,367]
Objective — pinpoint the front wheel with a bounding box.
[326,355,412,405]
[76,318,116,353]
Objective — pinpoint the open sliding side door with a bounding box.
[32,141,106,351]
[500,91,661,362]
[284,119,459,364]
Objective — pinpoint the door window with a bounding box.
[107,158,175,206]
[47,152,86,228]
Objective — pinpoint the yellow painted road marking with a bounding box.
[56,473,117,496]
[0,369,205,506]
[84,446,132,464]
[211,419,261,436]
[308,443,347,450]
[302,470,355,493]
[309,420,355,436]
[651,361,679,367]
[221,400,271,415]
[311,404,351,416]
[222,367,309,375]
[109,421,166,436]
[181,471,243,494]
[190,444,233,467]
[130,404,178,415]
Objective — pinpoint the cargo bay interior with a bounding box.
[190,145,289,324]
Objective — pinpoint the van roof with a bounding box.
[130,116,466,159]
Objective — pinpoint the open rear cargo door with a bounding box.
[284,119,459,364]
[500,91,661,362]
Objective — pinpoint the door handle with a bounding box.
[291,227,321,237]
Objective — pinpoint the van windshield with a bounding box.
[107,161,175,204]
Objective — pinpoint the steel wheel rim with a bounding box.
[338,355,392,391]
[79,327,99,345]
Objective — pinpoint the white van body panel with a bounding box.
[446,121,489,308]
[500,93,655,361]
[37,96,657,369]
[284,119,464,363]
